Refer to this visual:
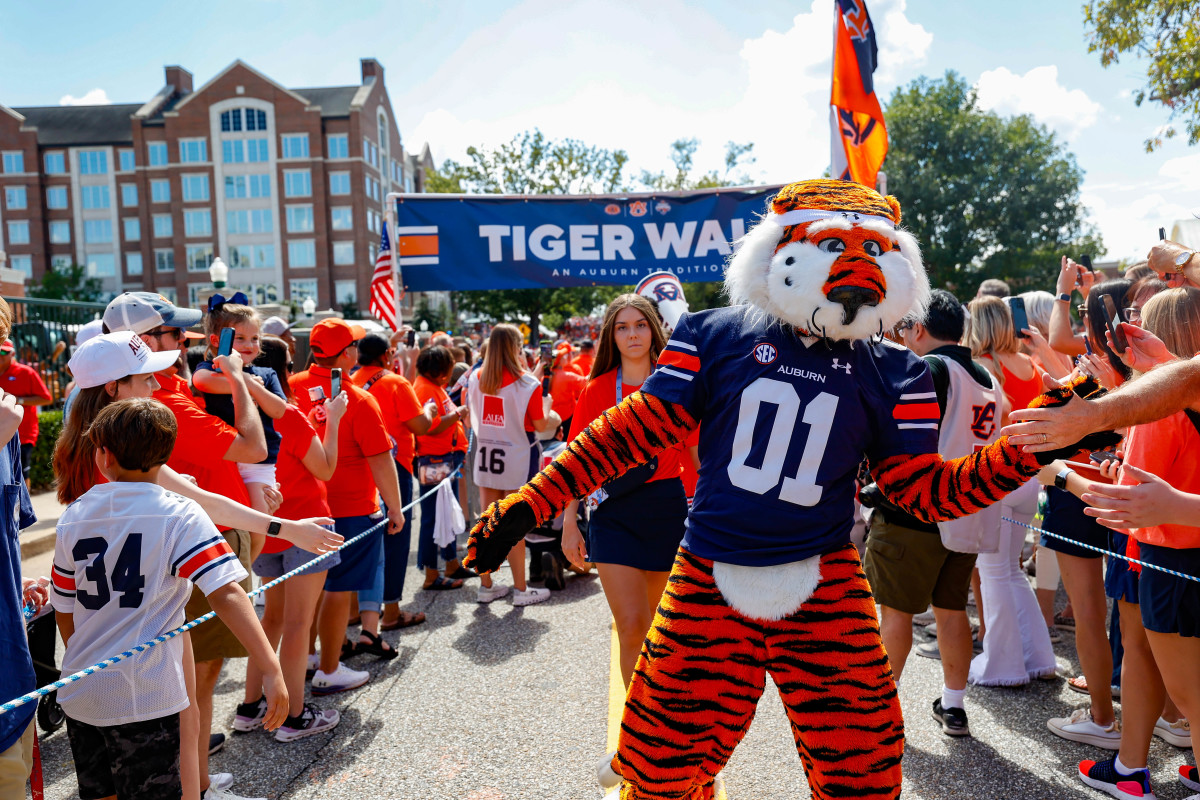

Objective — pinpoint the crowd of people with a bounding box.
[1,235,1198,800]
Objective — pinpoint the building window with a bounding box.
[153,214,173,238]
[284,169,311,197]
[221,108,267,132]
[329,172,350,195]
[220,109,243,132]
[147,142,168,167]
[226,210,249,234]
[281,134,309,158]
[287,239,316,267]
[118,149,135,171]
[151,179,171,203]
[184,209,212,237]
[250,209,272,233]
[254,244,275,267]
[158,286,178,303]
[84,219,112,244]
[179,139,207,163]
[330,206,353,230]
[46,186,68,209]
[2,152,24,173]
[119,184,137,207]
[285,205,313,233]
[333,241,355,265]
[188,282,213,308]
[289,279,318,301]
[222,140,244,164]
[335,280,358,305]
[82,185,111,209]
[78,150,108,175]
[224,176,246,199]
[228,245,252,269]
[8,255,31,278]
[44,152,65,174]
[123,218,140,241]
[368,210,379,233]
[327,134,348,159]
[155,249,175,272]
[362,137,372,165]
[126,252,143,276]
[246,109,267,131]
[50,255,72,270]
[182,174,209,202]
[249,174,270,197]
[4,187,26,210]
[48,221,71,244]
[186,245,214,271]
[6,221,30,244]
[247,139,269,162]
[86,253,116,277]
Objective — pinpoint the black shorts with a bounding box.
[19,443,32,479]
[67,712,181,800]
[1104,531,1139,604]
[1138,542,1200,639]
[1039,487,1108,559]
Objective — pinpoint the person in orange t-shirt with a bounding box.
[0,340,52,485]
[571,339,595,378]
[289,319,404,689]
[548,348,586,434]
[349,334,434,635]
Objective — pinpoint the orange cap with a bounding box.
[310,318,366,357]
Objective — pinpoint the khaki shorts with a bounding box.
[863,515,977,615]
[0,718,34,798]
[186,529,253,662]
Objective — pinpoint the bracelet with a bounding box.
[1056,293,1071,303]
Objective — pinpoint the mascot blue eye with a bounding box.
[784,276,793,286]
[863,240,882,257]
[818,239,846,254]
[785,256,795,265]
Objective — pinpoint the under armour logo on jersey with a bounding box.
[971,402,997,439]
[753,343,778,365]
[831,358,852,374]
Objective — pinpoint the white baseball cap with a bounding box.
[103,292,203,336]
[261,316,295,337]
[75,319,104,347]
[68,331,180,389]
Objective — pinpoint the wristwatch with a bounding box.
[266,518,283,537]
[1175,249,1197,273]
[1054,468,1074,491]
[1057,293,1072,303]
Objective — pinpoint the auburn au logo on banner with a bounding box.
[830,0,887,189]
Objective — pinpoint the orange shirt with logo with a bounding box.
[568,368,681,483]
[290,366,392,517]
[350,367,424,469]
[413,375,467,456]
[264,405,331,555]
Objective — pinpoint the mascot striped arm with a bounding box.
[464,179,1116,800]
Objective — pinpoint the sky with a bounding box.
[2,0,1198,262]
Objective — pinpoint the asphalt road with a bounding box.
[30,540,1198,800]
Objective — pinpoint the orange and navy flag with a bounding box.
[830,0,888,189]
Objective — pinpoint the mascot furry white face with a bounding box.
[725,180,930,341]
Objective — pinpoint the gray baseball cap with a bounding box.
[104,292,203,336]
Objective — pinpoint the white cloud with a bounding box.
[974,66,1102,141]
[1080,155,1199,260]
[59,88,112,106]
[400,0,931,185]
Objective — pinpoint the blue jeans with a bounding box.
[358,464,415,613]
[416,451,465,571]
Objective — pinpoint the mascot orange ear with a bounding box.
[885,195,901,226]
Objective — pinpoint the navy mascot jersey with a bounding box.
[642,305,940,566]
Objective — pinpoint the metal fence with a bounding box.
[3,297,107,406]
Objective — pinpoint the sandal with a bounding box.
[381,611,427,631]
[1053,612,1076,630]
[355,630,399,660]
[446,566,478,581]
[340,638,359,659]
[422,576,463,591]
[1066,675,1121,699]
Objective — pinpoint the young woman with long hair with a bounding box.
[560,295,689,685]
[467,324,560,606]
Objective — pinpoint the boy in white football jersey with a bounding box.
[51,398,287,800]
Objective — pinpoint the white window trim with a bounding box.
[285,204,314,233]
[287,239,317,268]
[122,217,140,241]
[183,209,213,239]
[283,168,312,197]
[178,137,209,164]
[181,173,210,203]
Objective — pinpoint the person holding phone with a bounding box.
[1049,256,1097,357]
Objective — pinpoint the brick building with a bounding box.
[0,57,433,313]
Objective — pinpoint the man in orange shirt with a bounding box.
[548,348,586,435]
[349,334,436,642]
[0,340,52,486]
[572,339,595,377]
[290,320,404,685]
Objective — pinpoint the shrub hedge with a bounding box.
[30,410,62,492]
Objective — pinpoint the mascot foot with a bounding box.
[597,750,620,789]
[600,771,727,800]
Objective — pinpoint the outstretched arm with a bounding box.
[464,391,697,572]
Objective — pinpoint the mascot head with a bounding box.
[725,179,930,341]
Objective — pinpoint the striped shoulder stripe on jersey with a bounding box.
[172,535,226,576]
[657,339,700,382]
[188,553,240,584]
[52,564,76,597]
[894,390,939,431]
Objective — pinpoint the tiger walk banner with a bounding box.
[392,186,781,291]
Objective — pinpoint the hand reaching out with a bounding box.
[1110,324,1175,373]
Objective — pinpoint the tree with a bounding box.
[28,263,103,302]
[883,72,1104,295]
[1084,0,1200,150]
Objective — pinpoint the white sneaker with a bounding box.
[912,609,936,626]
[203,785,265,800]
[306,653,319,676]
[477,583,511,603]
[311,662,369,696]
[512,586,551,606]
[597,750,621,789]
[1154,716,1191,748]
[1048,707,1121,749]
[210,773,234,791]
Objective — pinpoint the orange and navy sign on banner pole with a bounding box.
[830,0,887,189]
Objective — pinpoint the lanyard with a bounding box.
[615,365,623,407]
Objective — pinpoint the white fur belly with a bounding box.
[711,556,822,621]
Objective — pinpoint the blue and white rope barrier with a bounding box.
[1004,516,1200,584]
[4,470,459,716]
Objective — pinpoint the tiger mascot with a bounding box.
[464,178,1114,800]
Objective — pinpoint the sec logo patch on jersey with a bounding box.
[753,343,778,365]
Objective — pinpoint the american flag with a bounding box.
[370,224,398,331]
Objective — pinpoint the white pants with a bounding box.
[969,479,1057,686]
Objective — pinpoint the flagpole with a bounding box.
[385,191,402,332]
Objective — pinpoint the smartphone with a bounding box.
[1007,296,1030,339]
[1080,254,1094,272]
[406,329,416,348]
[214,327,235,372]
[1089,450,1119,465]
[540,341,553,361]
[330,368,342,399]
[542,376,551,394]
[1083,336,1094,355]
[1159,226,1167,241]
[1101,295,1129,354]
